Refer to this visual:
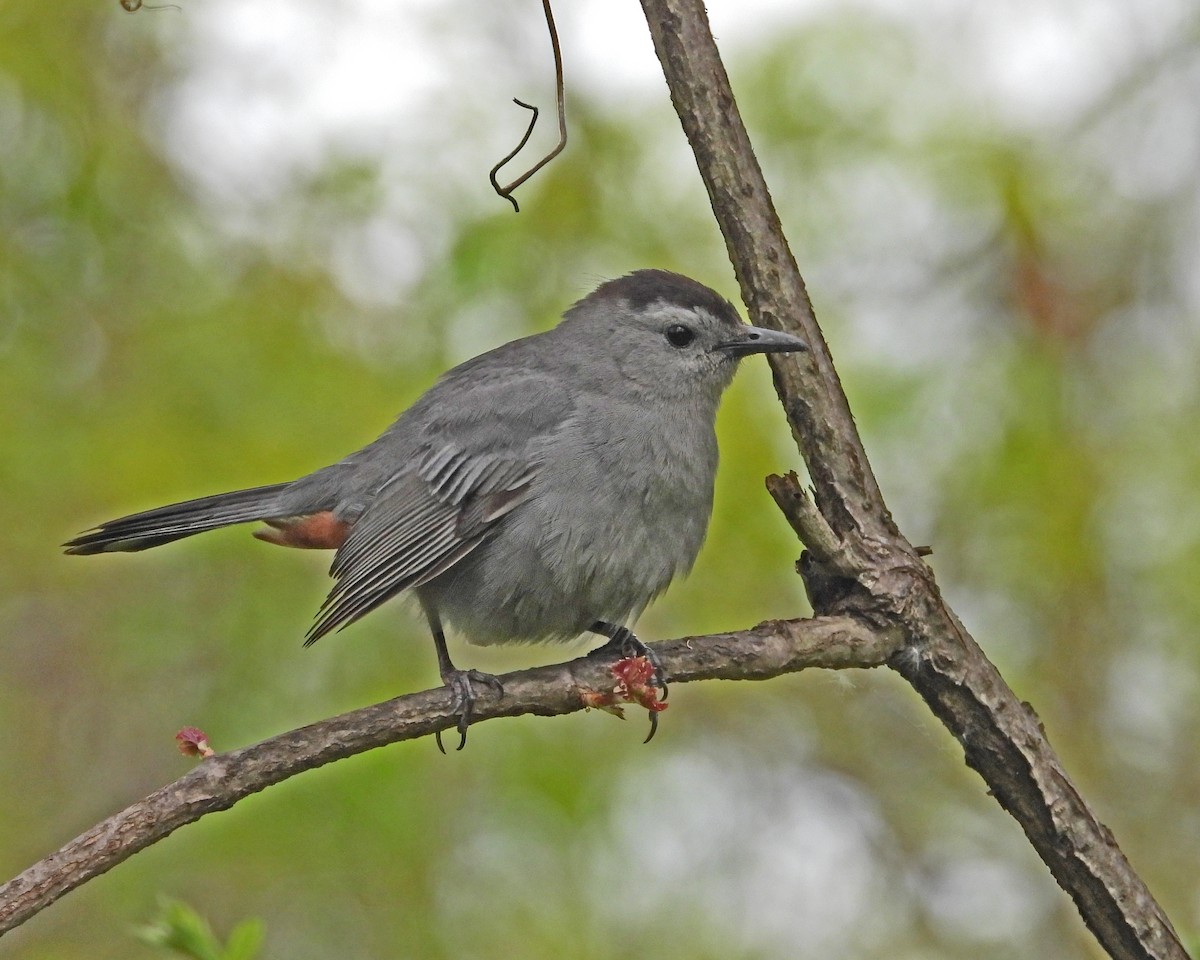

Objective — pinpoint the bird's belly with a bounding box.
[421,454,714,646]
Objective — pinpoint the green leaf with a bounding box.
[134,899,263,960]
[220,919,266,960]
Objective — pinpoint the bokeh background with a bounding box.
[3,0,1199,957]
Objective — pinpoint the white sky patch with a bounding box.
[597,745,897,956]
[140,0,1186,229]
[142,0,1184,222]
[126,0,1198,387]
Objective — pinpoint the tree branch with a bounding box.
[0,615,896,938]
[637,2,1187,959]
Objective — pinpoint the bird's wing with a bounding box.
[305,369,570,643]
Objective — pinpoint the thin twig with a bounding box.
[489,0,567,212]
[119,0,182,12]
[489,99,541,211]
[764,471,850,573]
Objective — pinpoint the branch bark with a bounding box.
[0,615,896,938]
[637,3,1186,959]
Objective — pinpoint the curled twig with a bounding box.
[120,0,182,11]
[489,0,567,212]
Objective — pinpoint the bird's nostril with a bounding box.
[747,332,760,339]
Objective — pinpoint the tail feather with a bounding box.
[64,482,295,555]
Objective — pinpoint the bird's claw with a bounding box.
[591,625,669,701]
[436,669,504,754]
[644,708,659,744]
[589,624,668,742]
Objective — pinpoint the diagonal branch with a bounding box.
[637,2,1187,959]
[0,615,898,938]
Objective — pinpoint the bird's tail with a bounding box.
[64,482,295,555]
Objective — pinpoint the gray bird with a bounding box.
[65,269,808,748]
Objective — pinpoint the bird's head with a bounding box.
[559,269,808,402]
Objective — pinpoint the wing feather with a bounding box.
[305,362,574,644]
[305,448,535,644]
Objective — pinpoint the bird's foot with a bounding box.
[589,623,668,701]
[588,622,668,742]
[436,669,504,754]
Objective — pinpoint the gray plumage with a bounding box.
[66,270,806,733]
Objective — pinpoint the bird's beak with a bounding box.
[714,325,809,358]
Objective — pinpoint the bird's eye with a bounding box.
[665,324,695,348]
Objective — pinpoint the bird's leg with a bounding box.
[427,612,503,754]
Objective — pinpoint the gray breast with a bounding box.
[420,394,720,645]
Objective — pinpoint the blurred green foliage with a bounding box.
[3,1,1199,958]
[136,899,263,960]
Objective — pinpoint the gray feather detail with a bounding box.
[63,483,295,554]
[305,445,535,644]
